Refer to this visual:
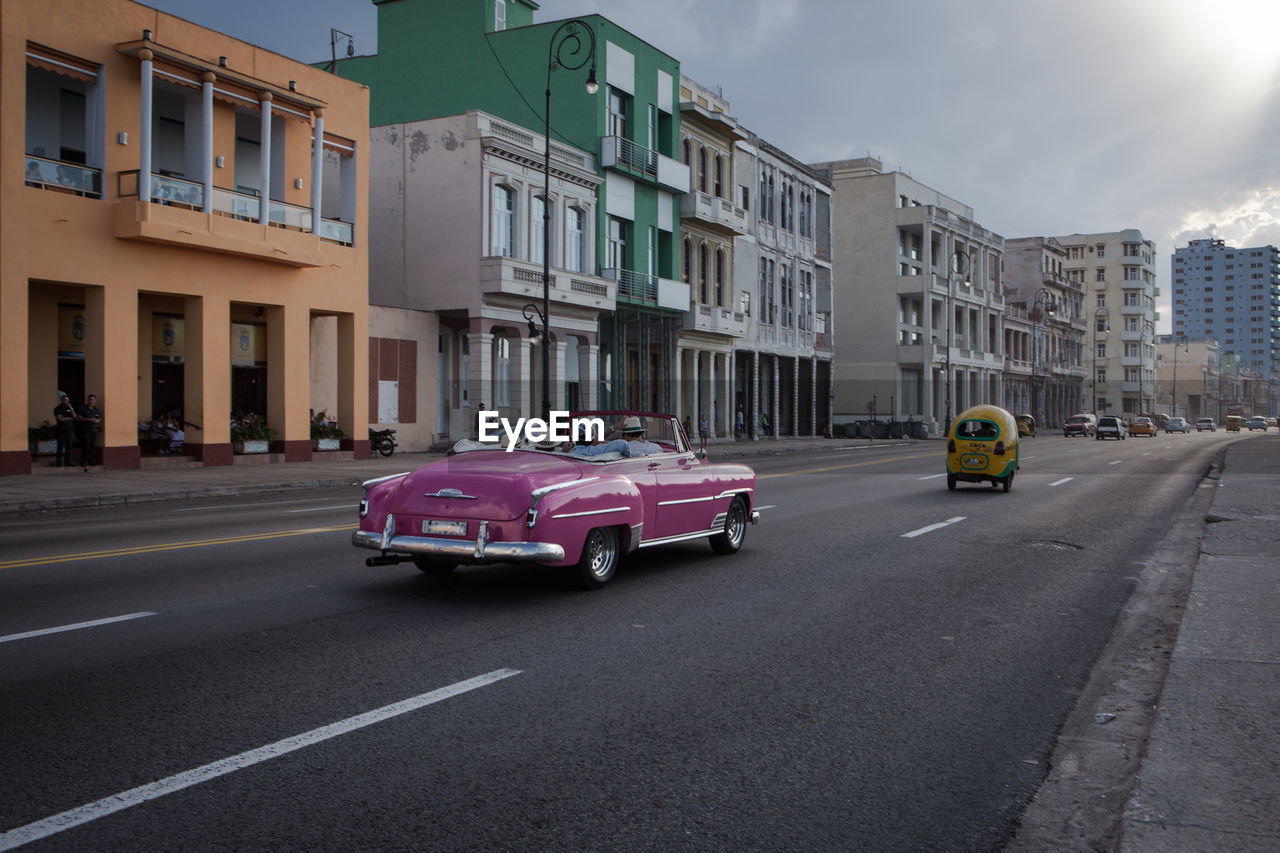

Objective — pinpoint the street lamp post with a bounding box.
[1033,288,1055,426]
[1093,306,1109,413]
[1170,334,1188,418]
[539,20,597,421]
[944,250,969,438]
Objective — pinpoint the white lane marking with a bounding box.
[1021,455,1034,461]
[917,473,946,480]
[0,669,521,851]
[754,505,777,511]
[0,612,156,645]
[1109,460,1123,465]
[902,516,966,538]
[287,505,358,513]
[1049,477,1074,487]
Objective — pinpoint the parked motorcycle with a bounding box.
[369,427,397,457]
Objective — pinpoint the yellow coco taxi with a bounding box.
[946,405,1019,492]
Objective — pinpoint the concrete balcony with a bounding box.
[479,257,615,311]
[601,136,689,194]
[686,303,747,338]
[680,190,748,234]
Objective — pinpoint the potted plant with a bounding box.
[28,421,58,456]
[310,413,346,451]
[231,419,277,454]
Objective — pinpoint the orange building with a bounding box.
[1,0,370,475]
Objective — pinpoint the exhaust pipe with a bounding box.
[366,554,407,567]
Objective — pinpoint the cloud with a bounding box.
[1172,186,1280,248]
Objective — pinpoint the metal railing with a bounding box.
[116,171,353,245]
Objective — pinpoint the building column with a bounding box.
[259,92,272,224]
[792,355,800,437]
[201,72,214,213]
[552,337,567,413]
[310,110,324,234]
[672,345,684,423]
[467,330,494,419]
[751,349,760,440]
[266,303,311,461]
[584,343,599,410]
[184,293,232,465]
[336,312,368,458]
[86,284,140,469]
[512,337,534,422]
[771,355,780,439]
[139,49,154,203]
[810,357,818,436]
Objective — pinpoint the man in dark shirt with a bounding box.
[75,393,101,470]
[53,393,77,467]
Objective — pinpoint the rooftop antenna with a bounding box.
[329,28,354,73]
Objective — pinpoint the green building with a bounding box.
[337,0,690,423]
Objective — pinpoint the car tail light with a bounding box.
[994,441,1005,456]
[947,438,956,453]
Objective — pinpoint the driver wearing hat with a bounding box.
[618,415,663,457]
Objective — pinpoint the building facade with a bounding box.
[338,0,689,439]
[676,77,748,439]
[1155,336,1220,422]
[738,137,834,439]
[1171,238,1278,416]
[1003,237,1087,427]
[367,110,612,444]
[3,0,369,475]
[809,157,1004,435]
[1056,230,1159,418]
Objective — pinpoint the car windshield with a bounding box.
[957,419,999,439]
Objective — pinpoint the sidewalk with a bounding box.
[0,435,910,515]
[1117,434,1280,851]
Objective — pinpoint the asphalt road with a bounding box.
[0,430,1243,851]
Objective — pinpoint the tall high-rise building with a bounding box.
[1056,230,1159,417]
[1171,238,1279,393]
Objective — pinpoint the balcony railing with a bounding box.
[600,137,690,193]
[606,267,657,303]
[117,171,353,245]
[25,155,102,199]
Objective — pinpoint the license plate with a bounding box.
[423,520,467,536]
[961,455,984,468]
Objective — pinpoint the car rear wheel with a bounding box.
[710,496,748,554]
[575,526,620,589]
[1003,471,1013,492]
[947,473,957,491]
[413,558,457,576]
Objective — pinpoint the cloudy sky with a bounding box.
[143,0,1280,330]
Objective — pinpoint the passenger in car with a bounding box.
[619,416,664,456]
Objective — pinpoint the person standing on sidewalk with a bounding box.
[735,406,745,440]
[698,414,709,452]
[474,402,486,440]
[53,393,77,467]
[75,393,101,470]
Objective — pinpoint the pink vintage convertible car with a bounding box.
[352,411,759,588]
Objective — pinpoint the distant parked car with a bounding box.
[1063,413,1097,437]
[1165,417,1189,434]
[1247,416,1268,431]
[1129,416,1157,437]
[1096,416,1127,440]
[1195,418,1217,432]
[1268,417,1278,428]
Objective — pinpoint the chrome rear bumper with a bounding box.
[352,527,565,564]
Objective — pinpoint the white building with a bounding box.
[1003,236,1087,427]
[1056,230,1159,417]
[809,157,1004,435]
[368,110,614,444]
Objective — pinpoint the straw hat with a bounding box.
[620,416,644,434]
